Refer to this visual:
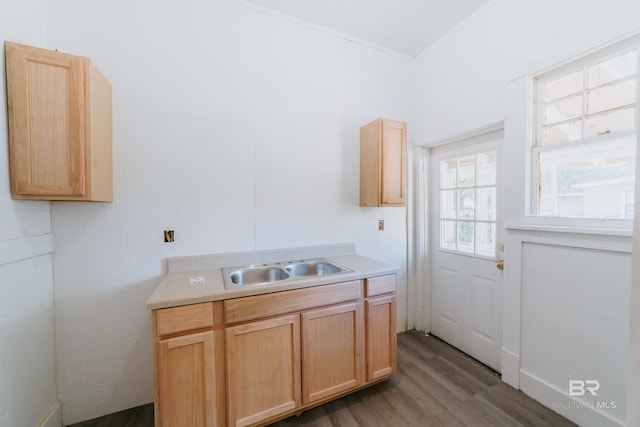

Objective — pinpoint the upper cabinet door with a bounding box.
[5,42,113,201]
[380,119,406,205]
[360,118,407,207]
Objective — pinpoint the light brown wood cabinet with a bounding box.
[152,275,396,427]
[157,331,215,427]
[360,118,407,207]
[5,41,112,201]
[365,295,397,381]
[364,274,398,381]
[301,302,363,404]
[225,315,301,427]
[153,303,218,427]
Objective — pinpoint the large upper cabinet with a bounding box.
[5,41,113,201]
[360,118,407,207]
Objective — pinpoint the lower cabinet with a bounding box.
[225,303,364,426]
[157,331,215,427]
[153,274,397,427]
[301,302,363,404]
[365,295,397,381]
[225,314,301,427]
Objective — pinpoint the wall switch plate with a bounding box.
[164,230,174,242]
[190,276,205,285]
[378,220,384,231]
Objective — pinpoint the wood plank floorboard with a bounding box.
[68,330,577,427]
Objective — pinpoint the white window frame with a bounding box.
[528,34,640,231]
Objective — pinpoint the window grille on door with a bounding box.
[439,151,497,258]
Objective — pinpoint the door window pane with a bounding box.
[476,223,496,258]
[440,159,457,189]
[477,152,497,186]
[477,188,496,221]
[458,189,475,219]
[457,155,476,187]
[440,190,457,219]
[457,221,475,254]
[440,220,456,251]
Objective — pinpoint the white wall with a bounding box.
[413,0,640,425]
[518,239,631,426]
[42,0,412,423]
[0,1,61,426]
[413,0,640,144]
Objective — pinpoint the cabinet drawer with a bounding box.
[224,280,363,324]
[365,274,396,297]
[156,302,214,337]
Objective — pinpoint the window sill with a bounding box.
[504,221,632,237]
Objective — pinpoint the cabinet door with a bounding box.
[6,42,87,197]
[301,302,363,404]
[157,331,215,427]
[365,295,397,381]
[5,41,112,201]
[225,315,301,427]
[380,119,406,206]
[360,118,406,207]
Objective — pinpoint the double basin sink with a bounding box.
[223,258,351,290]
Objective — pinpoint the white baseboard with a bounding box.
[38,401,62,427]
[519,370,624,427]
[500,347,520,388]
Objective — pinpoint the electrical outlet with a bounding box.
[190,276,205,285]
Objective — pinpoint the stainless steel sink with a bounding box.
[284,260,346,277]
[227,265,289,286]
[222,258,351,290]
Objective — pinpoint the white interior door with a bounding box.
[429,131,503,372]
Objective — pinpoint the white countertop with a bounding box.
[146,245,399,310]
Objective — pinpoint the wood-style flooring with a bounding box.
[67,403,153,427]
[68,330,576,427]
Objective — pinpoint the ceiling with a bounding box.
[237,0,492,57]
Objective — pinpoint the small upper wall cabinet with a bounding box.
[360,118,407,207]
[5,41,113,201]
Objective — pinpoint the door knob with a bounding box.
[496,260,504,271]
